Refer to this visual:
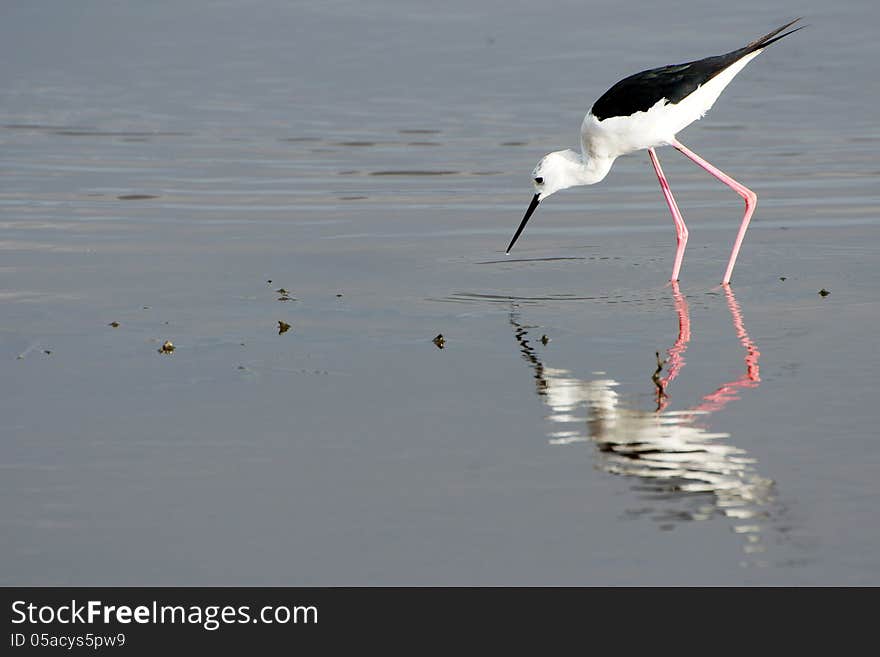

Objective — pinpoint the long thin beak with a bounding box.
[506,193,540,253]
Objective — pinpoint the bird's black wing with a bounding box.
[590,19,803,121]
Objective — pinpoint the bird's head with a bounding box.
[506,149,582,253]
[532,150,583,201]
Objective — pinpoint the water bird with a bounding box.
[506,19,804,284]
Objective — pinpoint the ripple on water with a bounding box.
[429,291,669,308]
[369,170,458,176]
[51,130,191,137]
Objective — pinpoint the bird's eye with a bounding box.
[534,176,544,184]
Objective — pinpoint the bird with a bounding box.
[505,18,804,284]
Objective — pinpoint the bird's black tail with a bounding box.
[745,17,805,53]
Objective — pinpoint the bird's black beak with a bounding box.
[506,193,540,253]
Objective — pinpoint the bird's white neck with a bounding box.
[578,153,615,185]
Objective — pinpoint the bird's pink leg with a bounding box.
[671,139,758,285]
[648,147,688,282]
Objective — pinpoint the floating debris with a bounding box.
[276,288,289,295]
[540,335,550,345]
[278,321,291,335]
[109,321,120,328]
[276,288,295,302]
[651,351,668,411]
[158,340,175,354]
[432,334,446,349]
[17,344,52,360]
[818,288,830,297]
[651,351,667,387]
[336,293,343,298]
[117,194,158,200]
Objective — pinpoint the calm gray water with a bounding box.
[2,0,879,585]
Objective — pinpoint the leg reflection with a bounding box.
[655,281,691,411]
[694,286,761,414]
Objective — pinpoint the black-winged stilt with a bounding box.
[505,18,804,284]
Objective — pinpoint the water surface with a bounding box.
[2,0,879,585]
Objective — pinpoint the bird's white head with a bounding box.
[506,148,610,254]
[531,149,584,201]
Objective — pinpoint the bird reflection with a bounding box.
[511,284,773,553]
